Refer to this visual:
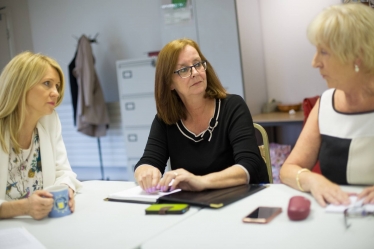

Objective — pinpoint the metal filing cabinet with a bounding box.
[116,57,157,181]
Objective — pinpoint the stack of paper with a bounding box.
[0,227,46,249]
[325,195,374,213]
[107,186,181,204]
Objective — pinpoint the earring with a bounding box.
[355,64,359,73]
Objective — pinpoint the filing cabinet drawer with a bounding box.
[116,58,156,95]
[124,128,151,158]
[127,158,140,181]
[120,95,156,127]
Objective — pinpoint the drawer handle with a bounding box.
[127,134,138,142]
[125,102,135,110]
[122,70,132,79]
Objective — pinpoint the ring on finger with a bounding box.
[174,172,178,177]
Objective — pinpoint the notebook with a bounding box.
[157,184,267,208]
[106,185,181,204]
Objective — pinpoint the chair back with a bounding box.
[253,123,273,183]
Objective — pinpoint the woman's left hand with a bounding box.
[68,187,75,212]
[357,185,374,204]
[157,169,207,192]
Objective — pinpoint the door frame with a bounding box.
[0,7,16,59]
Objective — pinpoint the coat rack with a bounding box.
[72,33,107,181]
[73,33,99,44]
[87,33,105,180]
[97,137,105,180]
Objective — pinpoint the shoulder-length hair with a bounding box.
[0,51,65,153]
[155,38,227,125]
[307,3,374,74]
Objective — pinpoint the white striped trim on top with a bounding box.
[176,99,221,143]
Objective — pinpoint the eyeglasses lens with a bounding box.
[178,61,206,78]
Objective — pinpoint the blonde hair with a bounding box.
[155,38,227,125]
[307,3,374,74]
[0,51,65,153]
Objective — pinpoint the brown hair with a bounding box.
[155,38,227,125]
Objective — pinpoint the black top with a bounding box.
[68,52,78,126]
[135,94,269,184]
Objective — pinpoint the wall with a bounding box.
[236,0,341,147]
[0,0,33,54]
[237,0,340,114]
[195,0,243,97]
[260,0,342,104]
[26,0,163,104]
[236,0,267,115]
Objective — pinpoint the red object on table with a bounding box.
[287,196,311,221]
[302,96,321,174]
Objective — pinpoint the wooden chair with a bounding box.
[253,123,273,183]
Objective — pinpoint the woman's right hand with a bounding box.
[134,165,161,193]
[306,173,351,207]
[26,190,54,220]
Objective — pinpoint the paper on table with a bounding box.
[325,195,374,213]
[108,185,181,203]
[0,227,46,249]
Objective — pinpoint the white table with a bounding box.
[1,182,373,249]
[141,184,374,249]
[0,181,200,249]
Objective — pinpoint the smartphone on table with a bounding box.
[242,206,282,224]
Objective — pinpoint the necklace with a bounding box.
[11,129,36,171]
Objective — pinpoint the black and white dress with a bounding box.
[319,88,374,185]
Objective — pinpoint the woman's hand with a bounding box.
[357,186,374,204]
[68,187,75,212]
[158,169,207,192]
[135,165,161,193]
[306,173,350,207]
[27,190,54,220]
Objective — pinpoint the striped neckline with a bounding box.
[176,98,221,143]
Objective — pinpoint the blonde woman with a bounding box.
[280,3,374,206]
[0,52,81,219]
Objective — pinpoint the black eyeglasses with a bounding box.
[344,206,374,228]
[174,61,207,78]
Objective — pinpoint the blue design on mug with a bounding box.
[45,185,72,218]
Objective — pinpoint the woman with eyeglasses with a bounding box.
[280,3,374,206]
[134,38,269,193]
[0,52,82,219]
